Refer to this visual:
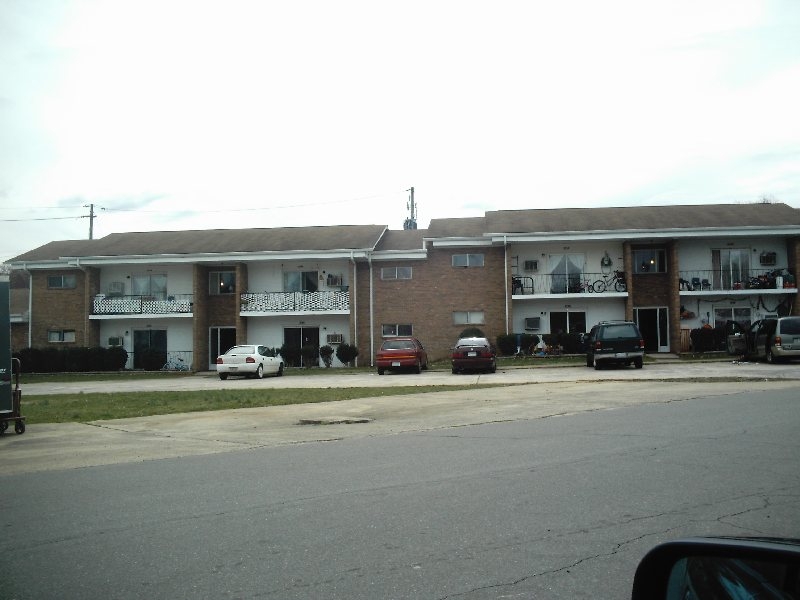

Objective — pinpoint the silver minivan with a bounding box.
[746,316,800,363]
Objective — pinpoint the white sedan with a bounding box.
[216,345,284,380]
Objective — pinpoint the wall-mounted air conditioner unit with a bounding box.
[524,317,541,331]
[326,333,344,344]
[107,281,125,296]
[523,260,539,272]
[108,336,124,347]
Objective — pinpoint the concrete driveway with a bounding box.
[3,360,799,475]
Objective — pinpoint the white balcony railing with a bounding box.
[92,294,193,315]
[679,268,795,292]
[241,291,350,313]
[512,272,627,295]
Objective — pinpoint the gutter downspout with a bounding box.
[350,252,357,364]
[504,236,510,335]
[24,263,32,348]
[368,252,374,367]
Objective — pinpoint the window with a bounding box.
[48,329,76,343]
[453,311,485,325]
[714,307,752,328]
[210,271,236,295]
[712,249,751,289]
[382,323,413,336]
[634,248,667,273]
[47,275,76,289]
[133,274,167,299]
[283,271,318,293]
[549,254,585,293]
[550,311,586,334]
[452,254,484,268]
[381,266,413,280]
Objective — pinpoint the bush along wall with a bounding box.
[496,334,541,356]
[13,346,129,373]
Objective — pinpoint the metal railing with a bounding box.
[512,272,627,295]
[678,268,795,292]
[92,294,194,315]
[241,290,350,313]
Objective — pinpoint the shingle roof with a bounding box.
[9,225,388,262]
[425,217,487,238]
[374,229,426,251]
[484,203,800,234]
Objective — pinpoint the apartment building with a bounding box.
[7,203,800,368]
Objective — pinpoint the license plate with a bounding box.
[229,366,238,371]
[468,352,477,357]
[615,352,626,358]
[392,361,401,367]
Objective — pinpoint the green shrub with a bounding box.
[496,334,540,356]
[278,344,302,367]
[301,344,319,368]
[319,345,335,368]
[335,343,359,366]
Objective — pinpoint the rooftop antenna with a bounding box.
[403,187,417,230]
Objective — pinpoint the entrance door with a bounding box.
[634,308,670,352]
[133,329,167,370]
[283,327,320,367]
[209,327,237,370]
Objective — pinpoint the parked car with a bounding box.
[376,337,428,375]
[216,345,284,380]
[741,316,800,363]
[585,320,644,369]
[451,337,497,374]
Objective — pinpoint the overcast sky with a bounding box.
[2,0,799,262]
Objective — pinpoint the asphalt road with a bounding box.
[2,380,798,599]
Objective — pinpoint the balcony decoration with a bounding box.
[601,251,613,268]
[680,306,696,320]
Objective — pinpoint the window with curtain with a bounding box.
[549,254,585,293]
[133,274,167,299]
[283,271,319,293]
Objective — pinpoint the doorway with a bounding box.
[634,308,670,352]
[133,329,167,370]
[283,327,320,367]
[209,327,237,370]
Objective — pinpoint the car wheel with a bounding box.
[378,368,385,375]
[218,373,228,380]
[586,354,593,367]
[594,358,602,370]
[255,364,264,379]
[451,367,458,374]
[634,357,643,369]
[414,360,422,374]
[277,363,284,376]
[766,347,777,364]
[489,363,497,374]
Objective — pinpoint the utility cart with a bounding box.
[0,358,24,435]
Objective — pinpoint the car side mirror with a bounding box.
[631,537,800,599]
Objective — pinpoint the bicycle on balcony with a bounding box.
[592,270,627,293]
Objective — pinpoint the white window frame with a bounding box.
[452,254,485,268]
[381,266,413,280]
[453,311,485,325]
[48,329,76,343]
[47,274,77,289]
[382,323,413,337]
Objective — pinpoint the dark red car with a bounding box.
[376,337,428,375]
[451,337,497,374]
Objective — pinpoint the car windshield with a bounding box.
[780,318,800,335]
[226,345,255,354]
[382,340,415,350]
[599,325,639,339]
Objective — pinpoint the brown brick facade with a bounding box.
[29,269,91,347]
[354,246,507,363]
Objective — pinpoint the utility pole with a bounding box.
[404,187,417,230]
[84,204,95,239]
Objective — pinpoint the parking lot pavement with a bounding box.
[20,359,800,396]
[3,362,799,476]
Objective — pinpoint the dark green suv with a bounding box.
[585,320,645,369]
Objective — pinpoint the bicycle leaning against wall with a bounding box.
[592,270,627,293]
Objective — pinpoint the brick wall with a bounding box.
[788,237,800,316]
[30,270,88,347]
[354,246,507,364]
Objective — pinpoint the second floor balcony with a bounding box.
[241,290,350,314]
[679,268,796,294]
[92,294,193,316]
[512,272,627,297]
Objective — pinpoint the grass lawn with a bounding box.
[22,384,513,424]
